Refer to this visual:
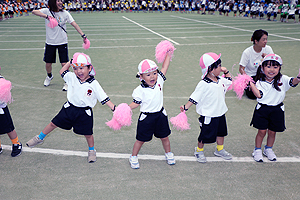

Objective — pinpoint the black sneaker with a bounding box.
[11,143,22,157]
[0,147,3,154]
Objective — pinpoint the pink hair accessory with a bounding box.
[106,103,132,130]
[170,111,190,131]
[232,74,254,99]
[82,38,90,50]
[155,40,176,63]
[0,78,13,104]
[47,16,58,28]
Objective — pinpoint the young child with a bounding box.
[128,53,175,169]
[0,70,22,157]
[26,53,115,163]
[180,52,232,163]
[249,54,300,162]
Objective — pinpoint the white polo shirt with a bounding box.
[62,71,109,108]
[239,45,274,76]
[256,75,294,106]
[132,71,165,113]
[189,77,232,117]
[39,8,74,45]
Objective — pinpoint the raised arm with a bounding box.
[160,51,171,76]
[60,61,71,75]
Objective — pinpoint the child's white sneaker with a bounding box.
[129,156,140,169]
[88,150,96,163]
[194,147,207,163]
[252,149,263,162]
[26,135,44,148]
[214,148,233,160]
[263,148,277,161]
[165,152,176,165]
[44,76,53,87]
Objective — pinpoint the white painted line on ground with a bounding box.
[171,15,300,42]
[122,16,180,45]
[2,145,300,163]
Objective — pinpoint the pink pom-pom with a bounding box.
[155,40,176,63]
[113,103,132,126]
[47,17,58,28]
[233,74,254,99]
[106,117,122,130]
[170,111,190,131]
[82,38,90,50]
[0,78,12,104]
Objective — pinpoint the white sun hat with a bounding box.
[71,53,96,76]
[138,59,158,74]
[199,52,221,79]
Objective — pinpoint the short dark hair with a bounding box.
[207,58,221,74]
[251,29,268,44]
[48,0,59,12]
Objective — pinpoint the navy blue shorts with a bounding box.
[0,106,15,134]
[136,108,171,142]
[52,102,93,135]
[250,103,285,132]
[198,114,228,144]
[43,43,69,64]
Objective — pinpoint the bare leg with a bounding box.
[255,129,267,148]
[216,136,224,145]
[266,130,276,147]
[84,135,94,148]
[45,63,52,74]
[132,140,144,156]
[161,137,171,153]
[7,130,18,140]
[42,122,57,135]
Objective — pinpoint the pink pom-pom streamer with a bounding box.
[113,103,132,126]
[82,38,90,50]
[106,103,132,130]
[232,74,254,99]
[106,117,122,130]
[155,40,176,63]
[170,111,190,131]
[47,17,58,28]
[0,78,12,104]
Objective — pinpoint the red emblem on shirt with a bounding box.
[158,84,161,91]
[87,89,92,96]
[278,82,283,86]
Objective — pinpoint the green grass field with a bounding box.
[1,11,300,199]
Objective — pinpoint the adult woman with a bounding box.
[239,29,274,99]
[33,0,87,91]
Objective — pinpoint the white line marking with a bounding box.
[2,145,300,163]
[171,15,300,42]
[122,16,180,45]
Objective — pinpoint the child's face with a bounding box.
[73,65,92,82]
[262,63,280,81]
[210,64,222,77]
[140,70,158,87]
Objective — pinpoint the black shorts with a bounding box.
[250,103,285,132]
[43,43,69,64]
[52,102,93,135]
[0,106,15,134]
[198,114,228,144]
[136,108,171,142]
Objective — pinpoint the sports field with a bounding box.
[1,12,300,199]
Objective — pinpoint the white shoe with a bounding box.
[44,76,53,87]
[263,148,277,161]
[165,152,176,165]
[129,155,140,169]
[62,83,68,91]
[252,149,263,162]
[194,147,206,163]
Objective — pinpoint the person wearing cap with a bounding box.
[128,53,175,169]
[248,54,300,162]
[239,29,274,99]
[26,53,116,163]
[32,0,87,91]
[179,52,232,163]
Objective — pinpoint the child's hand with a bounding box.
[180,105,185,112]
[221,67,228,73]
[262,53,267,58]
